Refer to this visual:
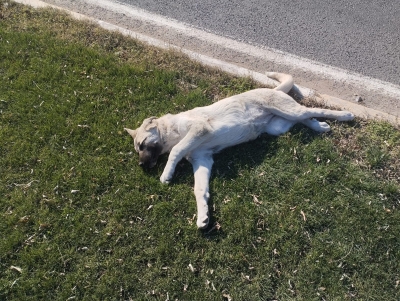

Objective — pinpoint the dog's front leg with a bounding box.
[160,125,209,184]
[189,152,214,229]
[160,143,192,184]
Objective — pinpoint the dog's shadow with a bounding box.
[151,124,326,234]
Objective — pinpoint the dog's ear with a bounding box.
[124,128,137,139]
[143,117,158,131]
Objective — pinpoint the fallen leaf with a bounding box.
[206,222,221,234]
[19,216,30,223]
[223,293,232,301]
[10,266,23,273]
[252,195,262,205]
[300,210,307,221]
[39,223,51,230]
[223,198,231,204]
[188,264,195,272]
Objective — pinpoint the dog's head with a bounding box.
[125,117,163,168]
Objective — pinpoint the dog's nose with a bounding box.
[139,160,151,168]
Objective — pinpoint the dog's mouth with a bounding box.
[139,158,158,169]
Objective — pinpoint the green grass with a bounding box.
[1,1,399,300]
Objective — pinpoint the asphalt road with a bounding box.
[22,0,400,117]
[122,0,400,86]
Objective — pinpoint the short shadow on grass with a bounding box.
[211,123,326,179]
[145,124,330,235]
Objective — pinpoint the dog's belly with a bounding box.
[198,105,274,152]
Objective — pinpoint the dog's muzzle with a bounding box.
[139,159,157,169]
[138,142,162,169]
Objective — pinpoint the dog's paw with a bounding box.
[338,112,355,121]
[160,173,171,184]
[196,207,210,229]
[197,214,209,229]
[319,121,331,132]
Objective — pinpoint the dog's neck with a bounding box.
[157,114,187,153]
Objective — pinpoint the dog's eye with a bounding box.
[139,141,145,151]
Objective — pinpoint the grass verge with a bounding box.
[1,1,399,300]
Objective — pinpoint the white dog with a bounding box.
[125,72,354,229]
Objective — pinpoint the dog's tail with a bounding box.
[266,72,294,94]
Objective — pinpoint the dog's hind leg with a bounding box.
[189,151,214,229]
[265,116,296,136]
[271,105,354,122]
[301,118,331,132]
[267,96,354,122]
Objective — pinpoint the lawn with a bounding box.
[0,1,399,300]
